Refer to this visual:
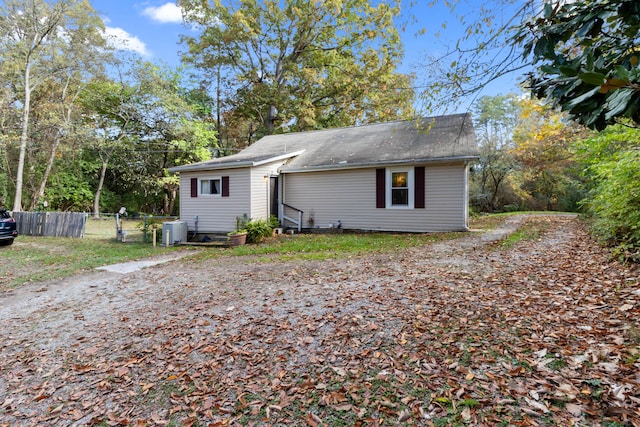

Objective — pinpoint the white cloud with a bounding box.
[104,26,152,57]
[142,3,183,24]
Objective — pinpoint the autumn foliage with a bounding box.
[0,215,638,426]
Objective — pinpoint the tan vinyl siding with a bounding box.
[249,162,282,221]
[423,164,467,231]
[283,164,468,232]
[179,168,251,233]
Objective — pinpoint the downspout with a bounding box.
[266,175,270,219]
[464,161,470,231]
[278,173,285,224]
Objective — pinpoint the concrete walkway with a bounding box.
[95,251,195,274]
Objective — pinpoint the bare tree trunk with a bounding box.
[30,76,82,211]
[265,104,276,135]
[163,183,178,216]
[30,136,61,211]
[13,68,31,212]
[93,158,109,219]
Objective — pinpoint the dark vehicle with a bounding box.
[0,209,17,246]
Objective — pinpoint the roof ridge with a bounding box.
[266,114,470,138]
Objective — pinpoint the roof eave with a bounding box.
[253,150,305,166]
[168,150,305,173]
[168,161,255,173]
[281,155,480,174]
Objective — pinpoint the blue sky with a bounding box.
[91,1,185,65]
[90,1,523,111]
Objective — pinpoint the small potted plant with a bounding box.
[227,228,247,246]
[228,214,250,246]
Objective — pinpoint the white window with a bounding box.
[200,178,221,196]
[386,168,414,208]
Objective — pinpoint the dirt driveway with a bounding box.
[0,215,638,426]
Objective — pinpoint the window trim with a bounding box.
[386,167,414,209]
[199,177,222,197]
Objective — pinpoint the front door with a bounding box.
[269,176,279,220]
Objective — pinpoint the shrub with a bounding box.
[269,215,280,229]
[577,125,640,261]
[585,149,640,261]
[245,219,273,243]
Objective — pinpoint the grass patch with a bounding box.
[470,211,575,232]
[498,228,540,249]
[1,212,531,290]
[0,236,184,290]
[544,353,568,371]
[488,213,566,249]
[193,231,465,263]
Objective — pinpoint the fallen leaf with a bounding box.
[460,406,472,421]
[398,409,411,422]
[306,413,322,427]
[331,366,347,376]
[565,403,583,417]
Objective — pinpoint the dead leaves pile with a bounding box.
[0,215,638,426]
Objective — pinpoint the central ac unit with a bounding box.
[162,221,188,245]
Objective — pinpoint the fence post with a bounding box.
[143,215,148,243]
[115,213,120,241]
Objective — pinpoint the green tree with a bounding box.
[80,76,136,218]
[513,0,640,130]
[511,99,589,211]
[80,61,217,216]
[419,0,640,129]
[179,0,414,140]
[470,94,521,212]
[0,0,106,211]
[29,53,108,211]
[577,126,640,260]
[416,1,532,115]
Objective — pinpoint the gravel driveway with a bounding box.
[1,214,638,426]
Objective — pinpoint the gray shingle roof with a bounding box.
[170,113,478,173]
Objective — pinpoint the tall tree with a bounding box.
[416,0,532,115]
[0,0,106,211]
[179,0,414,139]
[80,77,134,218]
[419,0,640,129]
[513,0,640,130]
[470,94,521,212]
[511,99,589,210]
[80,61,217,216]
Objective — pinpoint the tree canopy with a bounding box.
[179,0,415,140]
[514,0,640,130]
[0,0,107,211]
[420,0,640,130]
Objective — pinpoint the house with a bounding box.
[169,113,479,234]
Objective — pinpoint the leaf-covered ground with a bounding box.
[0,215,638,426]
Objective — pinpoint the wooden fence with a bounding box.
[14,211,87,238]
